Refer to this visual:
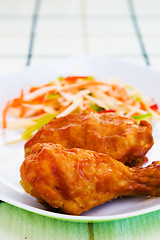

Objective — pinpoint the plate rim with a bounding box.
[1,55,160,222]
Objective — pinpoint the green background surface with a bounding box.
[1,202,160,240]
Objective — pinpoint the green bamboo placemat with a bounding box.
[1,202,160,240]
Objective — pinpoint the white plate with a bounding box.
[1,56,160,223]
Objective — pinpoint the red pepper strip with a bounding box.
[64,76,89,82]
[150,103,159,111]
[98,110,115,114]
[2,101,11,128]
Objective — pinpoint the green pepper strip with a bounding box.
[132,113,152,121]
[46,93,60,100]
[22,113,56,139]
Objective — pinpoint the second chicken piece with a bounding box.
[25,112,153,165]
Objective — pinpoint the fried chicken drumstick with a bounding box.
[20,143,160,215]
[25,112,153,165]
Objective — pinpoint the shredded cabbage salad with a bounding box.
[1,76,160,140]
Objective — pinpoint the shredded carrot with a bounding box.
[34,109,46,117]
[2,101,11,128]
[19,89,25,118]
[140,101,147,111]
[27,95,45,104]
[29,83,54,93]
[64,76,89,83]
[11,98,21,108]
[29,86,40,93]
[10,89,24,109]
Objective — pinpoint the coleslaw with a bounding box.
[1,76,160,140]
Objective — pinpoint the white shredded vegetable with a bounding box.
[56,99,81,118]
[24,85,60,101]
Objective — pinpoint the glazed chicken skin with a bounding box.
[20,143,160,215]
[25,112,153,165]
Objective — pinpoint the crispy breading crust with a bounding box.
[25,112,153,165]
[21,143,160,215]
